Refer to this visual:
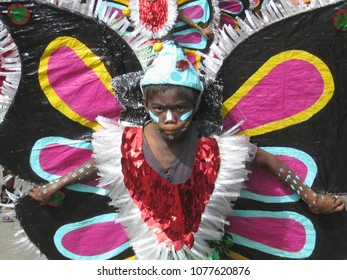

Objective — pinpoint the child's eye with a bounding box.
[153,106,163,112]
[175,105,187,112]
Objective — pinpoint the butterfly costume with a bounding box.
[1,0,347,259]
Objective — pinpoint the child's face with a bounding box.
[145,87,195,141]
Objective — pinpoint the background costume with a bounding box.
[1,0,347,259]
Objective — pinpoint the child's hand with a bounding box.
[29,185,55,205]
[309,194,346,214]
[201,27,214,40]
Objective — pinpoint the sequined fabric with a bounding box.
[121,127,220,250]
[139,0,168,33]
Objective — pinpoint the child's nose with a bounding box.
[164,109,175,123]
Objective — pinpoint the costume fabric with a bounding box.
[140,41,204,92]
[142,121,198,184]
[15,115,257,260]
[93,117,256,259]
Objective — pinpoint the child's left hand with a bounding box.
[309,194,346,214]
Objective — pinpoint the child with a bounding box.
[27,41,346,259]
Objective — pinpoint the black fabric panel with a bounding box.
[0,1,141,182]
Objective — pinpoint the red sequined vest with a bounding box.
[121,127,220,250]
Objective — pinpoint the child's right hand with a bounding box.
[28,185,56,205]
[201,27,214,40]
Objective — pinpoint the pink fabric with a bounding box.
[174,31,202,44]
[246,155,308,196]
[220,14,237,29]
[185,52,198,68]
[62,222,128,256]
[227,216,306,252]
[39,144,98,186]
[39,144,92,175]
[180,6,204,21]
[219,0,243,14]
[47,46,122,122]
[224,60,324,131]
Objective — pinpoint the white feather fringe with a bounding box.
[0,166,37,197]
[0,21,21,123]
[92,117,252,259]
[41,0,344,78]
[199,0,344,80]
[43,0,97,17]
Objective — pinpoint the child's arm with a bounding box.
[253,148,346,214]
[178,11,214,40]
[29,159,98,204]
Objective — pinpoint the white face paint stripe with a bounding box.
[149,109,193,123]
[166,109,173,121]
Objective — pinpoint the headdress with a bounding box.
[140,41,204,92]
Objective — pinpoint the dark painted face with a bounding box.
[145,87,195,141]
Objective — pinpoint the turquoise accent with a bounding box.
[140,41,203,92]
[54,213,130,260]
[219,0,244,16]
[174,0,210,50]
[180,109,193,122]
[229,210,316,259]
[176,0,211,28]
[149,110,159,123]
[172,29,207,50]
[149,109,192,123]
[66,184,109,196]
[30,136,109,196]
[170,71,182,82]
[30,136,92,182]
[97,2,126,20]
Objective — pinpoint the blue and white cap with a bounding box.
[140,41,203,92]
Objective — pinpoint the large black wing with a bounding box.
[0,0,141,182]
[218,1,347,259]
